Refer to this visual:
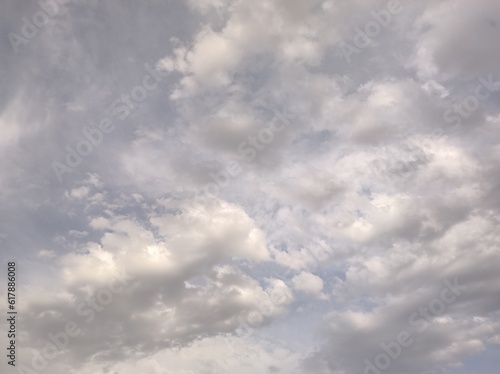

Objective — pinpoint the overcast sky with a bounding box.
[1,0,500,373]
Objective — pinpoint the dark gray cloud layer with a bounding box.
[1,1,499,373]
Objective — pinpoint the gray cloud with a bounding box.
[1,1,499,373]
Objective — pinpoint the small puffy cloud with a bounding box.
[292,271,325,299]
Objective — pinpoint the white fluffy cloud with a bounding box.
[292,271,325,299]
[3,193,296,372]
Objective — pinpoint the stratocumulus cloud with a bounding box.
[1,1,499,374]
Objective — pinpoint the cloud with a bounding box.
[292,271,325,299]
[1,1,500,373]
[5,195,295,372]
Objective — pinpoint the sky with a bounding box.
[0,0,500,373]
